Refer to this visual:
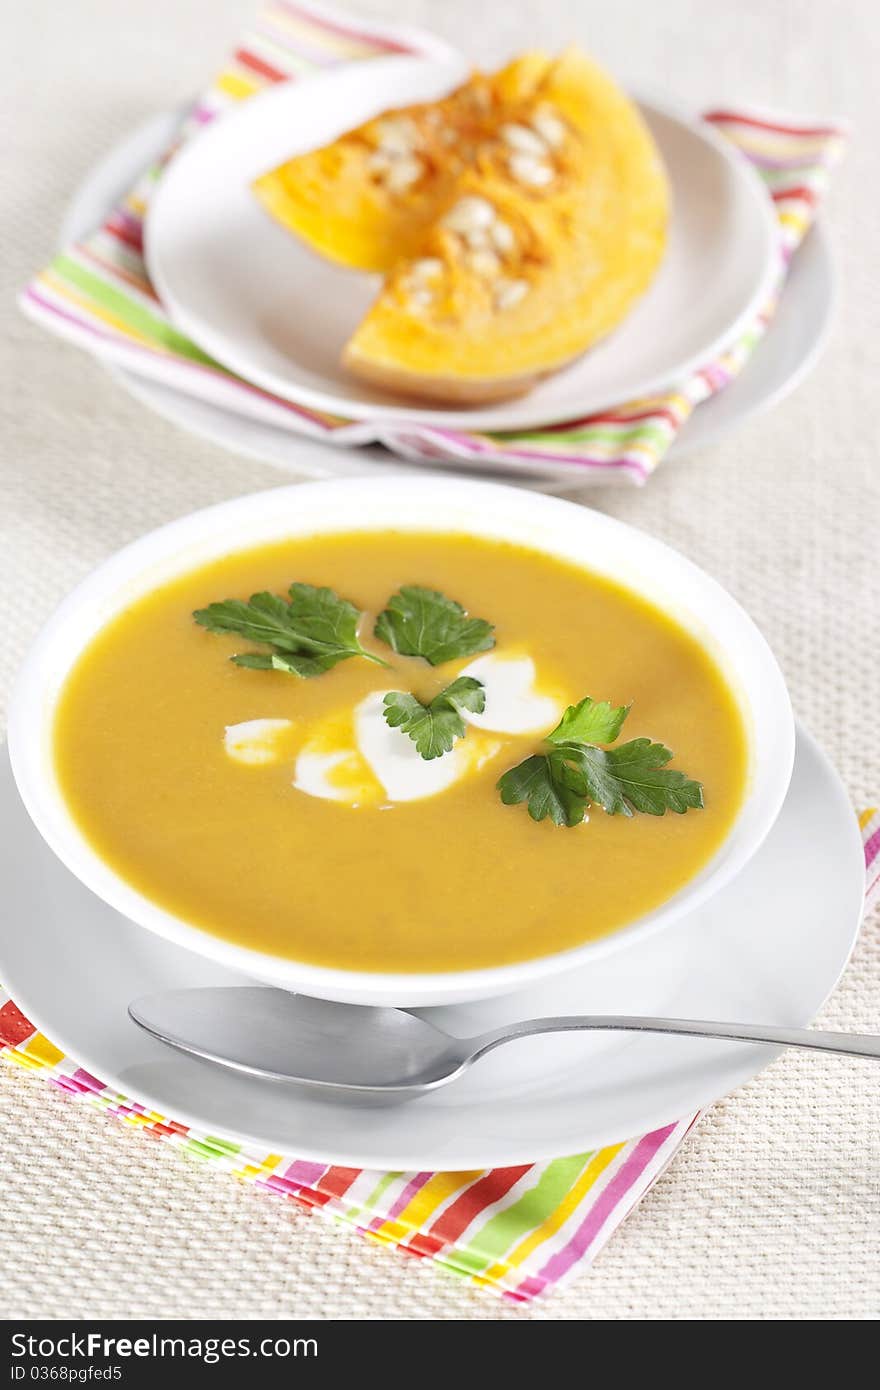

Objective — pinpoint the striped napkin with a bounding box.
[1,810,877,1303]
[19,1,847,485]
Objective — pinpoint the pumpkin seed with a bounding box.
[530,106,567,148]
[466,248,501,277]
[508,153,554,187]
[493,278,528,311]
[500,121,547,155]
[489,219,516,253]
[374,115,418,154]
[442,196,497,234]
[406,286,434,311]
[384,155,423,192]
[410,257,444,281]
[462,225,492,249]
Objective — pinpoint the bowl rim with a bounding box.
[7,476,795,1005]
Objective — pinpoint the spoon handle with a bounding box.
[469,1016,880,1062]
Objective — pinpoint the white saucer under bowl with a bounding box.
[60,107,834,488]
[0,726,863,1170]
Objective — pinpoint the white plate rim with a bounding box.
[143,66,781,431]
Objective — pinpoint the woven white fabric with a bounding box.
[1,0,878,1321]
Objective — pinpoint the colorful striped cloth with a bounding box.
[2,809,877,1303]
[19,1,848,485]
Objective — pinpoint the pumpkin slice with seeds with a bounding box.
[254,46,669,404]
[252,64,508,273]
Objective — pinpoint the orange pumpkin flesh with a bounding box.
[253,48,669,405]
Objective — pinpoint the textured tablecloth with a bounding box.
[1,0,878,1321]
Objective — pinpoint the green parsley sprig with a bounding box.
[374,586,495,666]
[195,581,493,678]
[382,676,486,760]
[497,696,704,826]
[195,582,704,825]
[193,582,390,677]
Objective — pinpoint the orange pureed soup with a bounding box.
[53,532,748,973]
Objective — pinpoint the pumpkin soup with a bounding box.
[52,532,747,973]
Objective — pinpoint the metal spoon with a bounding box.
[128,987,880,1097]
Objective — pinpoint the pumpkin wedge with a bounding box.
[253,47,669,404]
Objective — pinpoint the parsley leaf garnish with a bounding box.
[374,586,495,666]
[382,676,486,760]
[546,695,630,746]
[193,583,389,676]
[498,698,703,826]
[497,751,589,827]
[558,740,704,818]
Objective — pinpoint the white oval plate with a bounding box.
[0,728,864,1169]
[144,57,780,432]
[62,107,833,487]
